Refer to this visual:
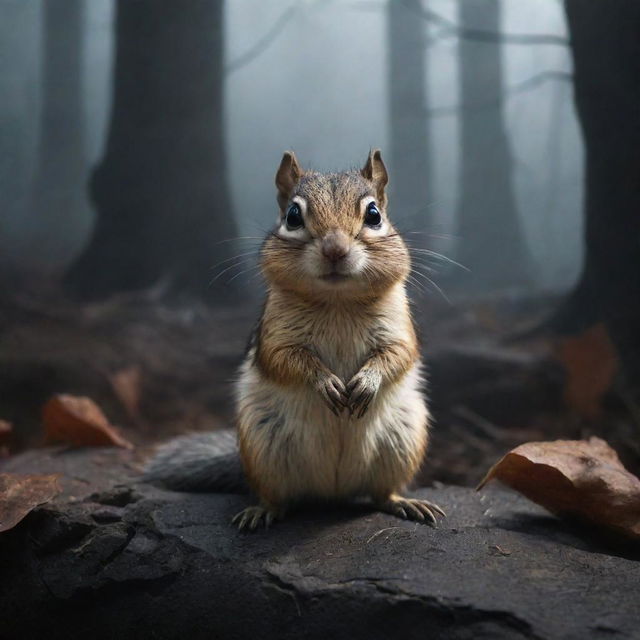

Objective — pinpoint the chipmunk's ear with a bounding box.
[361,149,388,204]
[276,151,303,210]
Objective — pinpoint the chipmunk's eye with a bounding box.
[364,202,382,227]
[285,203,304,230]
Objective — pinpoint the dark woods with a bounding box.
[1,5,640,637]
[64,1,236,300]
[2,1,636,308]
[557,1,640,385]
[0,0,639,463]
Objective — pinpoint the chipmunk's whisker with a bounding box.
[209,256,256,285]
[212,236,265,246]
[406,273,432,299]
[403,230,460,241]
[405,273,425,294]
[409,258,438,274]
[408,247,469,272]
[210,250,260,271]
[249,269,266,284]
[226,265,261,284]
[409,268,451,304]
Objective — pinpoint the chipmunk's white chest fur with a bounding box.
[235,285,429,506]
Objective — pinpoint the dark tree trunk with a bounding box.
[387,0,431,227]
[455,0,531,291]
[0,1,40,278]
[31,0,85,269]
[64,0,235,301]
[556,0,640,382]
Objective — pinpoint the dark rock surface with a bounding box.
[1,447,639,640]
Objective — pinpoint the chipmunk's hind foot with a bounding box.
[232,504,280,531]
[376,495,445,527]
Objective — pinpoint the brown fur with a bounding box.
[232,150,443,531]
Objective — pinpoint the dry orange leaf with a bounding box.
[109,365,142,423]
[0,420,12,446]
[42,394,133,449]
[0,473,61,533]
[478,437,640,539]
[556,323,618,420]
[0,420,11,458]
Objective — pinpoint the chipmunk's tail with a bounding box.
[142,430,247,493]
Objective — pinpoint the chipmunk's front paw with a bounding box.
[376,495,446,526]
[231,505,279,531]
[316,372,348,415]
[346,369,382,417]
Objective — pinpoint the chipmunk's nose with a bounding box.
[321,230,350,263]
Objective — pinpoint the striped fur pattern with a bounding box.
[233,150,441,530]
[143,430,246,493]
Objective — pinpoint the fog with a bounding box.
[0,0,583,292]
[2,9,640,625]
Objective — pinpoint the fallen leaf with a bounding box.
[478,437,640,539]
[42,394,133,449]
[0,420,11,458]
[109,365,142,423]
[0,473,61,533]
[0,420,12,446]
[556,323,618,420]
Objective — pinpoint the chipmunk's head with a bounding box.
[261,150,410,299]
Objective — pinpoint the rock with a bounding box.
[428,344,563,424]
[1,447,639,640]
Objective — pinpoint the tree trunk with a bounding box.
[64,0,235,301]
[455,0,531,291]
[31,0,85,270]
[556,0,640,383]
[387,0,431,228]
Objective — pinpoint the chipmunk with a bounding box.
[144,149,444,530]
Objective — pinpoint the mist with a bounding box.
[2,3,640,635]
[1,0,583,292]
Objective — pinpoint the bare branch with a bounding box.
[426,71,573,117]
[225,6,298,74]
[349,1,569,46]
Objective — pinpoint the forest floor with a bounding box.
[0,287,638,487]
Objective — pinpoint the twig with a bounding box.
[426,71,573,118]
[350,1,568,47]
[225,6,298,74]
[225,0,329,74]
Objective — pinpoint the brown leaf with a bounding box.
[0,420,11,458]
[0,473,61,533]
[0,420,12,446]
[556,323,618,420]
[42,394,133,449]
[478,437,640,539]
[108,366,142,423]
